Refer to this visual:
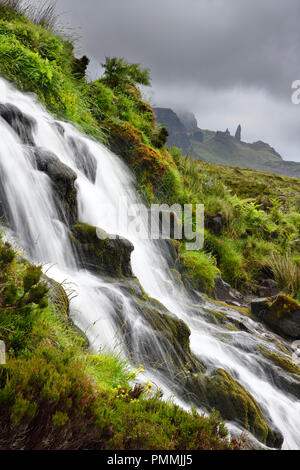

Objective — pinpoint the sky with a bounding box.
[51,0,300,161]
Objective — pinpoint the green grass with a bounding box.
[190,129,282,168]
[180,250,220,295]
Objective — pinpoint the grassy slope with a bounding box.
[0,4,236,450]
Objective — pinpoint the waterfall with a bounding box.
[0,77,299,449]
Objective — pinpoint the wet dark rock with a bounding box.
[0,103,36,145]
[43,275,70,319]
[32,147,78,226]
[72,55,89,80]
[70,222,134,278]
[251,294,300,339]
[186,368,283,448]
[176,111,198,132]
[256,279,279,298]
[191,128,203,142]
[0,183,10,227]
[67,136,97,183]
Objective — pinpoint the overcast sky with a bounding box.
[52,0,300,161]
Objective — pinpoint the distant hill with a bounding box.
[153,107,300,179]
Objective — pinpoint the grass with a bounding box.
[173,155,300,294]
[268,254,300,301]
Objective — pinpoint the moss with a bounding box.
[259,346,300,377]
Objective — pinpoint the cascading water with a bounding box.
[0,77,300,449]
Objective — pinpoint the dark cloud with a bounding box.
[52,0,300,161]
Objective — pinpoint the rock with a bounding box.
[0,103,36,145]
[67,136,97,183]
[256,279,279,298]
[251,294,300,339]
[152,126,169,149]
[186,368,283,448]
[153,209,182,240]
[97,275,203,378]
[214,276,245,306]
[235,124,241,141]
[32,147,78,226]
[206,214,225,235]
[52,121,65,137]
[70,222,134,278]
[157,239,180,269]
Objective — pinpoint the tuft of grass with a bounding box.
[268,253,300,300]
[0,0,59,32]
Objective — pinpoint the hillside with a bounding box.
[154,107,300,179]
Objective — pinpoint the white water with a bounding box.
[0,78,299,449]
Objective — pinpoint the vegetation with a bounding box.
[0,1,299,301]
[0,235,235,449]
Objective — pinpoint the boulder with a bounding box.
[70,222,134,278]
[0,103,36,145]
[256,279,279,298]
[186,368,283,448]
[251,294,300,339]
[32,147,78,226]
[235,124,241,141]
[67,136,97,183]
